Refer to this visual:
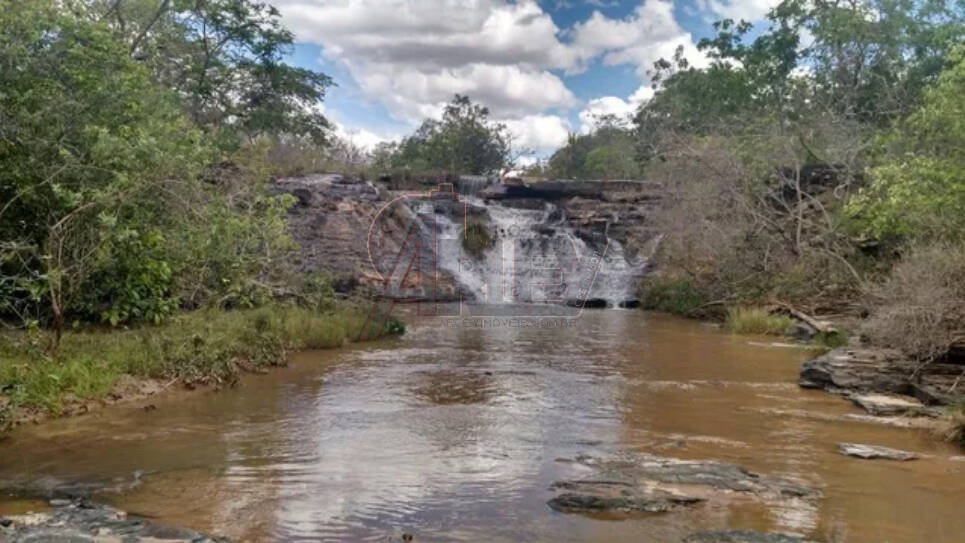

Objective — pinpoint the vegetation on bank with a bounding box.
[0,304,403,430]
[0,1,406,433]
[595,0,965,376]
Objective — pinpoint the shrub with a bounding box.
[863,243,965,362]
[638,276,710,316]
[725,307,795,336]
[463,216,492,259]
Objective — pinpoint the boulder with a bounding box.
[837,443,918,461]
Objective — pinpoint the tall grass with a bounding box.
[0,305,400,417]
[725,307,795,336]
[937,403,965,448]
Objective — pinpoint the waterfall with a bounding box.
[412,190,646,309]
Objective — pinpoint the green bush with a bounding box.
[638,277,710,316]
[725,307,795,336]
[463,216,492,259]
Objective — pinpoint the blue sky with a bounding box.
[272,0,778,156]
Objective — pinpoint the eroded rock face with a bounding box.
[684,530,821,543]
[837,443,918,461]
[548,453,818,516]
[0,500,228,542]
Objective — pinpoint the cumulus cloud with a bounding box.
[501,114,571,154]
[569,0,708,77]
[272,0,577,122]
[267,0,731,154]
[578,85,654,133]
[697,0,781,22]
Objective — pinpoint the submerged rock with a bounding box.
[548,453,818,515]
[837,443,918,461]
[684,530,821,542]
[0,499,228,542]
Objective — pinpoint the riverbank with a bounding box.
[0,304,401,435]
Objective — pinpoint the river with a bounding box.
[1,310,963,542]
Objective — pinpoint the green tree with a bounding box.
[848,47,965,241]
[394,94,510,175]
[91,0,334,146]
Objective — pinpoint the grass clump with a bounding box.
[936,403,965,448]
[725,307,795,336]
[0,304,401,417]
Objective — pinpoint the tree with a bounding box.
[0,1,208,338]
[91,0,334,146]
[848,46,965,242]
[548,116,641,179]
[0,0,300,341]
[393,95,510,175]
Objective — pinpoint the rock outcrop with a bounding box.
[0,499,228,542]
[799,347,965,406]
[548,453,818,516]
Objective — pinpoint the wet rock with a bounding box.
[849,393,932,416]
[684,530,821,542]
[799,348,965,406]
[548,481,703,513]
[837,443,918,461]
[549,453,818,516]
[0,499,229,542]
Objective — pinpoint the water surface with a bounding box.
[1,311,963,542]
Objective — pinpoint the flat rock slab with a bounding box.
[685,530,821,542]
[837,443,918,461]
[548,481,703,514]
[0,500,229,542]
[549,453,818,516]
[799,348,965,406]
[849,393,930,416]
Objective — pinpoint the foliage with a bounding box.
[548,117,641,179]
[848,48,965,242]
[725,307,795,336]
[91,0,333,146]
[381,95,510,175]
[638,276,710,316]
[0,0,326,341]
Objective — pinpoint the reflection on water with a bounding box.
[1,311,963,542]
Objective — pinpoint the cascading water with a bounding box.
[414,188,647,309]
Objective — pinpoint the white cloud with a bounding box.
[569,0,709,77]
[333,124,397,151]
[272,0,577,123]
[697,0,781,22]
[578,85,654,133]
[501,114,571,154]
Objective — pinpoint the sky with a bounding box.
[271,0,781,157]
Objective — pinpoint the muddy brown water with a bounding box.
[1,311,963,542]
